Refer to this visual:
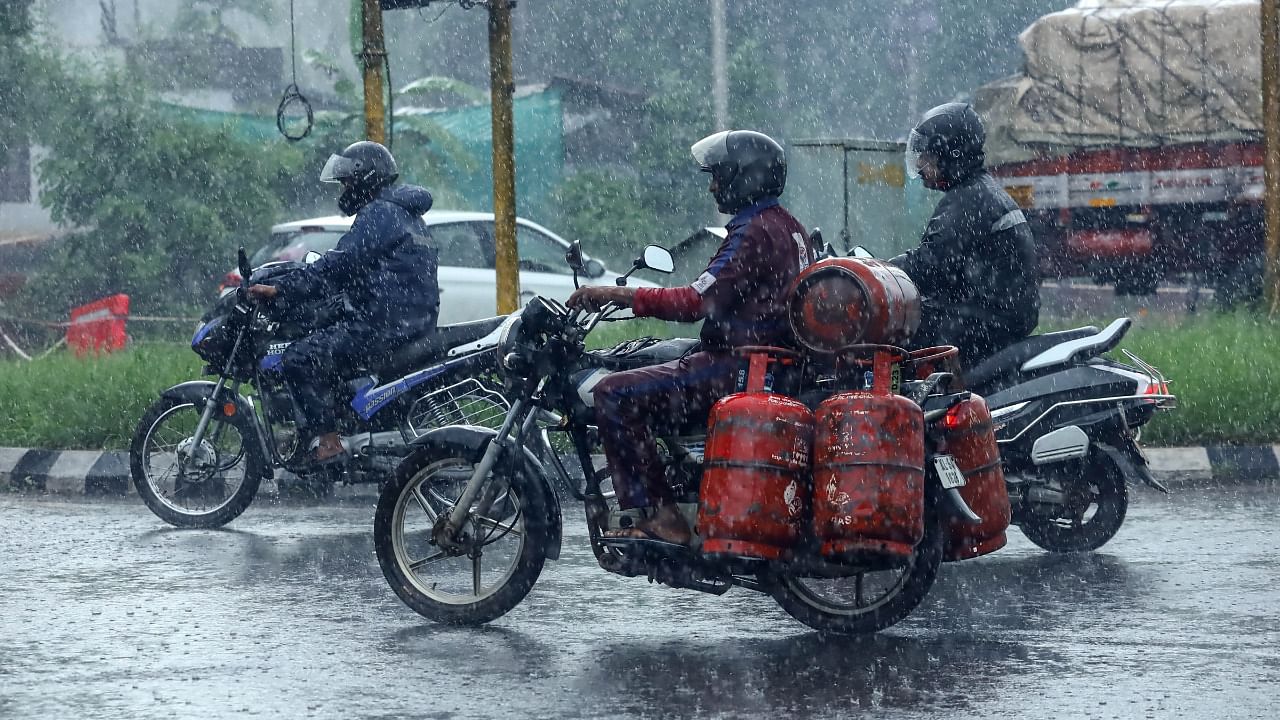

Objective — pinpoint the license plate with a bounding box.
[933,455,967,489]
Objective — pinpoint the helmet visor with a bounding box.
[691,130,731,171]
[905,129,928,180]
[319,154,359,184]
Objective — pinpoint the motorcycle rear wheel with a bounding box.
[765,516,945,635]
[374,442,549,625]
[1017,450,1128,553]
[130,396,264,528]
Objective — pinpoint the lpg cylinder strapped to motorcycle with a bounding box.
[812,345,925,566]
[697,348,814,562]
[938,394,1011,561]
[787,258,921,354]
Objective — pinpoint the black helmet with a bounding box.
[320,140,399,215]
[906,103,985,190]
[691,130,787,214]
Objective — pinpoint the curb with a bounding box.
[2,445,1278,499]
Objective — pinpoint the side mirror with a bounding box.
[638,245,675,274]
[237,247,252,286]
[810,228,830,259]
[851,245,874,259]
[565,240,587,274]
[584,259,606,278]
[303,251,323,264]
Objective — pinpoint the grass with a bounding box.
[0,344,202,450]
[1090,312,1280,447]
[0,314,1276,449]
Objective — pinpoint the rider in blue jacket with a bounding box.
[248,141,438,463]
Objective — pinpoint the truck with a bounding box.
[975,0,1266,302]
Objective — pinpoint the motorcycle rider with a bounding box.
[567,130,813,546]
[247,141,439,463]
[892,102,1040,368]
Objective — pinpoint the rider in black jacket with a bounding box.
[892,102,1040,368]
[248,141,438,463]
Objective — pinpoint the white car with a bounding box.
[223,210,655,324]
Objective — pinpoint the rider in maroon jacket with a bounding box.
[568,130,813,547]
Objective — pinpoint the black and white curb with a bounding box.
[2,445,1278,498]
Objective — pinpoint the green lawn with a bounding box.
[0,313,1275,449]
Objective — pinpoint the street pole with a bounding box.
[710,0,728,131]
[1263,0,1280,314]
[489,0,519,315]
[361,0,388,145]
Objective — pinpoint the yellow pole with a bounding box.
[489,0,519,315]
[361,0,387,145]
[1262,0,1280,314]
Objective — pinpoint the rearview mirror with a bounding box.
[237,247,252,286]
[584,259,606,278]
[851,245,874,259]
[639,245,675,274]
[565,241,587,273]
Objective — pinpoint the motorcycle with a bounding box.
[130,248,510,528]
[966,320,1177,552]
[845,244,1178,553]
[372,243,996,635]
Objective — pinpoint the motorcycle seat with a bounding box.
[377,316,506,377]
[965,326,1099,391]
[593,337,701,371]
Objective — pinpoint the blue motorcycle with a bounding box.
[130,249,508,527]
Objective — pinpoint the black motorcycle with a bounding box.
[130,249,509,528]
[966,319,1177,552]
[372,243,989,635]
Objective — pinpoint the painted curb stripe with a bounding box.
[85,452,131,496]
[7,450,57,493]
[1205,445,1280,481]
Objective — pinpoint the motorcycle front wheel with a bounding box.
[130,396,264,528]
[1017,448,1128,553]
[374,441,550,625]
[765,515,945,635]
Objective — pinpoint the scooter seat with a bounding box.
[377,316,506,377]
[965,326,1098,392]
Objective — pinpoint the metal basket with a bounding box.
[406,378,510,437]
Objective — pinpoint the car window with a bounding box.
[515,224,571,275]
[253,230,344,265]
[423,222,492,269]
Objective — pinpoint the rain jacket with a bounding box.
[632,197,813,349]
[272,185,439,329]
[891,171,1040,355]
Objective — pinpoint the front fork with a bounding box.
[436,395,542,550]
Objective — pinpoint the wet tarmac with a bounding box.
[1,486,1277,720]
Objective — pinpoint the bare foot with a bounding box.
[603,504,691,545]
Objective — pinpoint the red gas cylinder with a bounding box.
[939,395,1011,561]
[787,258,921,354]
[697,349,814,562]
[811,346,925,565]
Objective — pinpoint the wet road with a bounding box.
[1,486,1277,720]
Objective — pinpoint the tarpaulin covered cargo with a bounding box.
[977,0,1263,165]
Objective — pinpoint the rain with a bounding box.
[2,1,1278,718]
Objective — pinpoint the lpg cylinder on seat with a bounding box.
[811,346,925,565]
[787,258,921,354]
[697,349,814,562]
[939,394,1010,561]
